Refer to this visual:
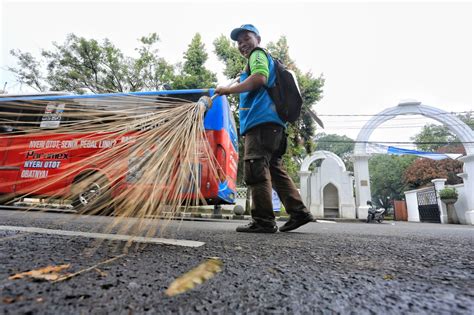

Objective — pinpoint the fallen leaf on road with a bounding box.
[165,258,223,297]
[2,296,16,304]
[383,274,395,280]
[9,264,71,281]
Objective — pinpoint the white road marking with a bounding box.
[315,220,337,224]
[0,225,205,247]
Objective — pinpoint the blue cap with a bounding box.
[230,24,260,41]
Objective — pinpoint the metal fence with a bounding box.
[417,187,441,223]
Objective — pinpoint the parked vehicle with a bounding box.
[366,201,385,223]
[0,89,238,211]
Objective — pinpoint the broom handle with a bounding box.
[210,77,240,101]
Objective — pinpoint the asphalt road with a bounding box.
[0,210,473,314]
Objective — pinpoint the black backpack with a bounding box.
[247,47,303,123]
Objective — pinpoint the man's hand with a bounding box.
[215,74,265,96]
[215,86,232,96]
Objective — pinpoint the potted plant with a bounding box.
[439,187,458,204]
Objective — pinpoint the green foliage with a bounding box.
[411,113,473,152]
[173,33,217,89]
[8,50,47,92]
[213,35,247,79]
[314,133,355,171]
[278,204,288,217]
[369,155,416,210]
[283,124,307,184]
[458,112,474,130]
[410,124,456,152]
[9,33,175,94]
[403,155,464,189]
[439,187,458,200]
[9,32,220,93]
[43,34,126,93]
[266,37,293,66]
[406,114,471,189]
[134,33,175,91]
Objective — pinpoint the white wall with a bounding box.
[449,184,469,224]
[308,158,356,219]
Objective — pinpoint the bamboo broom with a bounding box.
[0,90,225,243]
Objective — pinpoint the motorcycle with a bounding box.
[366,201,385,223]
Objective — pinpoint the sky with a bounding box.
[0,0,472,145]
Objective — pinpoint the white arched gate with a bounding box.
[352,101,474,224]
[299,151,356,219]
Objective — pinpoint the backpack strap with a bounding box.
[246,47,273,93]
[246,47,271,75]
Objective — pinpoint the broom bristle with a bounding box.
[0,93,222,244]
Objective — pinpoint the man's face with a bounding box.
[237,31,261,59]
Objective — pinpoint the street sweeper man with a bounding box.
[215,24,313,233]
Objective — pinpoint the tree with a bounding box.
[410,124,457,152]
[411,112,474,152]
[405,113,472,188]
[369,155,416,210]
[213,35,247,80]
[314,133,355,170]
[8,33,175,94]
[8,50,47,92]
[131,33,175,91]
[173,33,217,89]
[403,145,465,189]
[213,35,325,184]
[458,112,474,130]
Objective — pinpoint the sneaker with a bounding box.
[279,213,314,232]
[236,221,278,233]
